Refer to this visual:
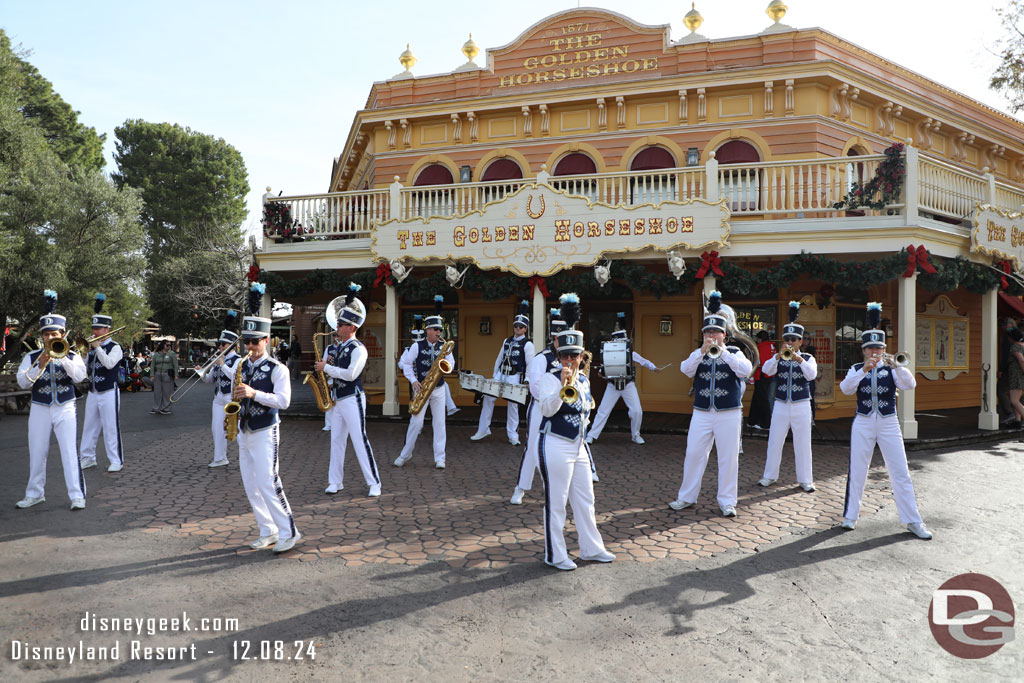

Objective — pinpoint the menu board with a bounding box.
[803,324,834,403]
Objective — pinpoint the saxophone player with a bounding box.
[314,283,381,497]
[198,310,239,468]
[394,295,454,469]
[233,283,299,553]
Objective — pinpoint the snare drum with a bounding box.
[601,340,631,386]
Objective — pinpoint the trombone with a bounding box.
[73,326,127,355]
[169,342,237,403]
[25,333,73,383]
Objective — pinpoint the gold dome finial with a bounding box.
[766,0,788,24]
[462,34,480,63]
[683,3,704,33]
[399,43,416,72]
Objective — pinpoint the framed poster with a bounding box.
[802,324,834,403]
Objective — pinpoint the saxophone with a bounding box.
[224,356,244,442]
[303,331,335,412]
[409,339,455,415]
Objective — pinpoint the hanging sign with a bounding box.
[972,203,1024,268]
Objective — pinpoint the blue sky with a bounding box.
[2,0,1016,239]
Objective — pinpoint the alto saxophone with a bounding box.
[303,331,335,413]
[410,340,455,415]
[224,356,244,442]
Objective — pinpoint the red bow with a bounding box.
[373,262,393,288]
[1000,260,1012,290]
[246,265,260,282]
[695,250,724,279]
[527,275,549,298]
[903,244,937,277]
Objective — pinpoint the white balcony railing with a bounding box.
[995,182,1024,212]
[918,156,987,221]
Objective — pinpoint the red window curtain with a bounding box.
[481,159,524,181]
[414,164,454,186]
[553,153,597,176]
[630,147,676,171]
[715,140,760,164]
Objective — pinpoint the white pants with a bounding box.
[587,381,643,439]
[26,402,85,501]
[400,386,447,464]
[537,432,608,565]
[210,396,235,463]
[762,400,813,484]
[80,389,123,467]
[444,382,456,412]
[238,424,297,540]
[845,413,923,524]
[676,409,741,508]
[328,392,380,487]
[476,372,521,440]
[516,401,542,490]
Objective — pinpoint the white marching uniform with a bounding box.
[537,371,609,566]
[475,335,534,441]
[200,350,239,465]
[839,363,924,524]
[675,347,752,508]
[79,341,125,468]
[398,343,455,466]
[399,344,456,413]
[17,352,88,501]
[231,353,298,542]
[323,339,381,489]
[515,349,560,492]
[760,353,817,484]
[587,351,656,440]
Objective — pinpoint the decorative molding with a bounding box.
[467,111,478,143]
[636,102,668,125]
[399,119,411,149]
[876,101,894,136]
[784,79,794,115]
[678,89,688,123]
[488,116,517,139]
[420,124,448,145]
[560,109,591,132]
[697,88,706,123]
[764,81,774,117]
[385,120,396,150]
[597,98,607,131]
[719,95,753,119]
[616,96,626,129]
[539,104,550,136]
[451,113,462,143]
[521,106,532,138]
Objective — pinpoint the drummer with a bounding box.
[586,312,661,445]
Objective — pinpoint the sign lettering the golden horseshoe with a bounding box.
[371,183,731,277]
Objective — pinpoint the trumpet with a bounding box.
[169,342,237,403]
[780,345,796,361]
[883,351,911,367]
[705,343,723,359]
[559,365,580,404]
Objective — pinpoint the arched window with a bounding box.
[716,140,761,212]
[552,152,598,200]
[630,146,678,204]
[411,164,454,217]
[414,164,455,186]
[845,147,868,217]
[480,159,525,204]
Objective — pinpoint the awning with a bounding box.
[998,291,1024,317]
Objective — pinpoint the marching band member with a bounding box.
[79,293,125,473]
[471,300,534,445]
[315,283,381,497]
[510,308,565,505]
[198,310,239,468]
[536,293,614,570]
[402,315,458,416]
[586,312,661,445]
[395,295,454,469]
[838,302,932,539]
[669,291,753,517]
[233,282,299,553]
[758,302,817,491]
[15,290,88,510]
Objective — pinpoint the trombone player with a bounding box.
[15,290,88,510]
[198,310,240,468]
[79,293,126,473]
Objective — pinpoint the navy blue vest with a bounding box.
[499,336,529,377]
[540,369,592,441]
[692,347,745,411]
[853,362,898,417]
[332,339,364,399]
[28,349,78,406]
[773,353,812,403]
[87,340,121,393]
[239,355,282,432]
[540,347,559,375]
[213,351,239,398]
[413,340,444,383]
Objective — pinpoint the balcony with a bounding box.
[259,150,1024,247]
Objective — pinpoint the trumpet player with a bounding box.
[838,302,932,539]
[395,295,454,469]
[233,283,299,553]
[15,290,88,510]
[669,291,753,517]
[314,283,381,497]
[198,311,240,468]
[757,302,817,492]
[79,293,125,473]
[470,299,533,445]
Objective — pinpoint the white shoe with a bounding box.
[840,518,857,530]
[324,484,341,494]
[81,458,97,469]
[249,533,279,549]
[631,435,645,444]
[591,471,599,482]
[580,550,615,563]
[393,454,411,467]
[368,484,381,497]
[757,478,776,487]
[907,522,933,539]
[322,425,331,431]
[585,436,595,444]
[273,533,301,553]
[509,487,525,505]
[447,407,460,416]
[545,558,577,571]
[435,460,446,469]
[721,505,737,517]
[70,498,86,510]
[799,482,816,492]
[208,459,228,468]
[15,497,45,509]
[668,498,694,510]
[509,437,520,446]
[107,463,123,473]
[470,430,491,441]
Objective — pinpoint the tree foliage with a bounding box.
[991,0,1024,113]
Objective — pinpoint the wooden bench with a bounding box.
[0,373,31,416]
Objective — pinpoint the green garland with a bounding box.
[833,142,906,211]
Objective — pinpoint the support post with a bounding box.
[705,152,719,200]
[979,288,999,430]
[897,273,918,439]
[383,284,399,416]
[531,281,545,347]
[903,141,919,225]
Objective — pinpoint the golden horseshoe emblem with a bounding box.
[526,194,546,219]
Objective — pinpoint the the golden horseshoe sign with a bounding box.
[526,194,545,219]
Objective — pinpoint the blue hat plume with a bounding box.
[94,292,107,314]
[43,289,58,314]
[559,293,580,329]
[707,290,722,315]
[248,282,266,316]
[345,282,361,306]
[434,294,444,315]
[788,301,800,323]
[867,302,882,330]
